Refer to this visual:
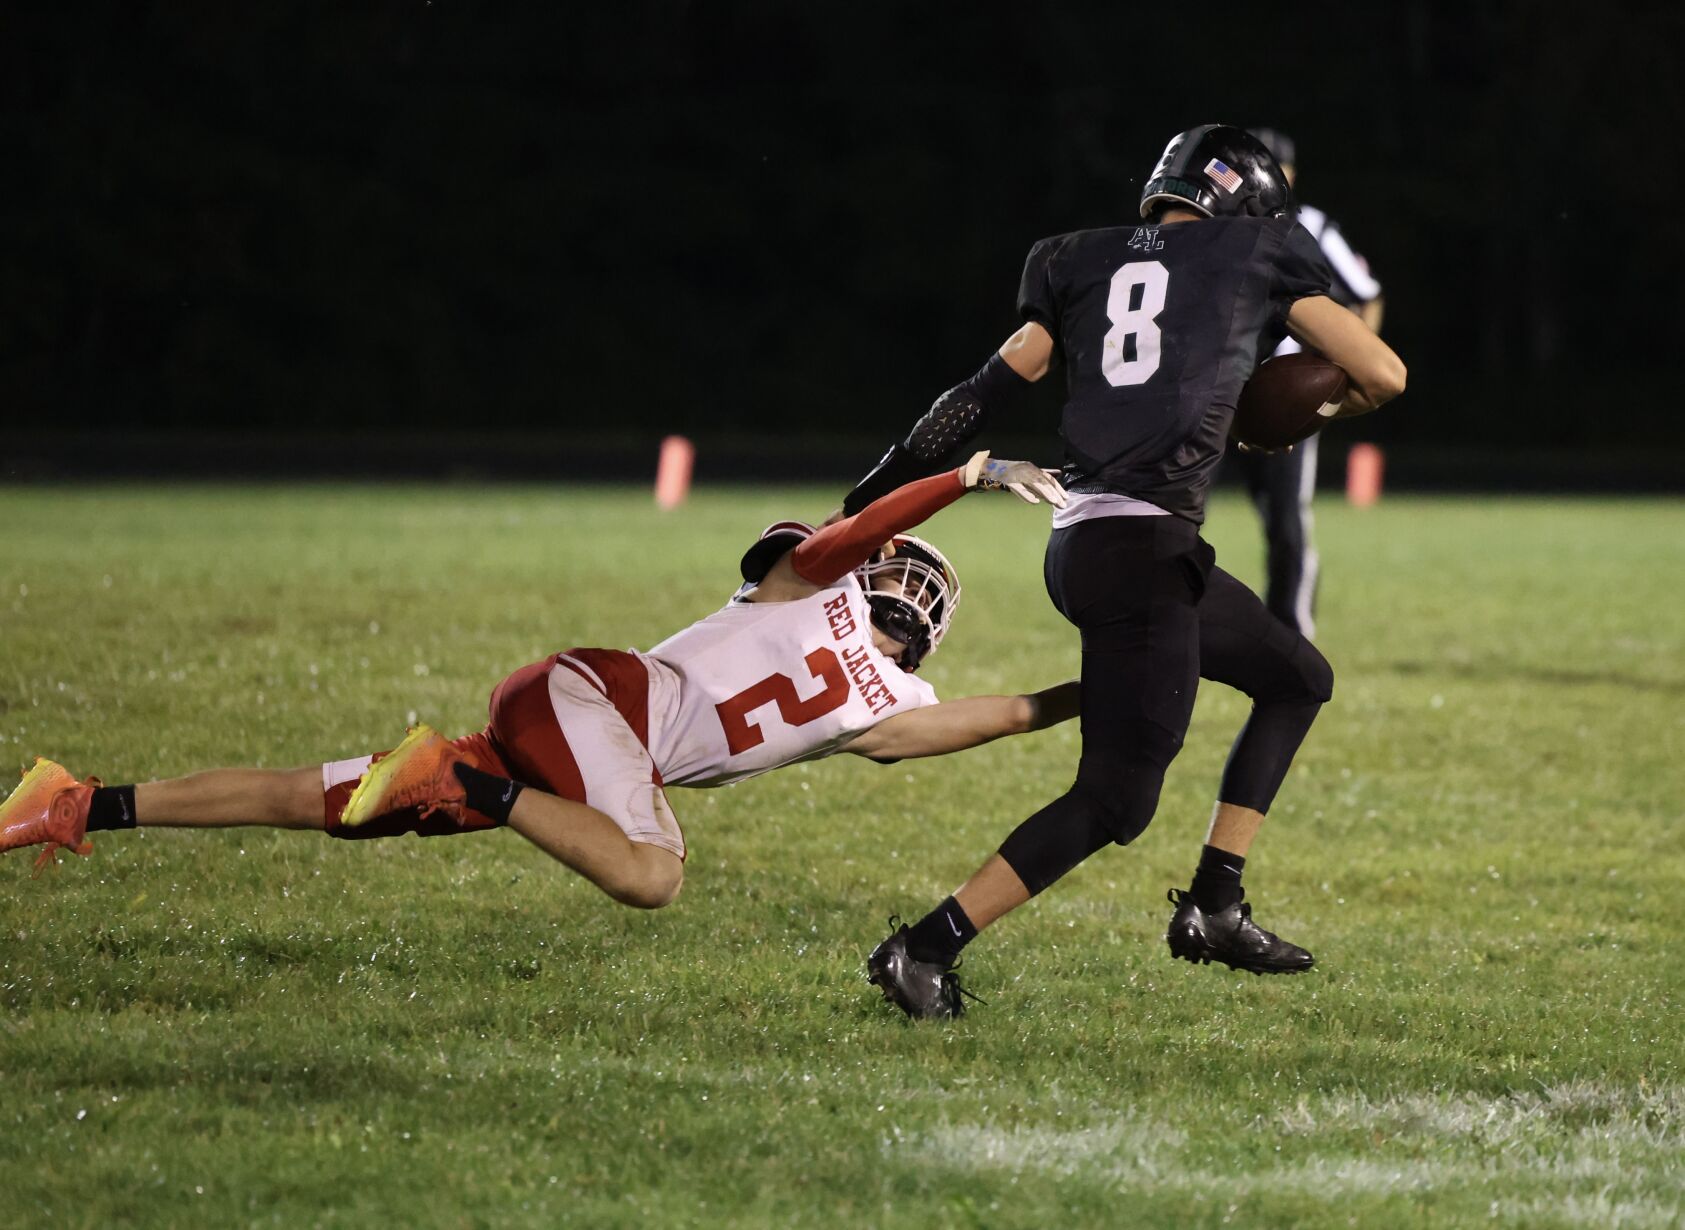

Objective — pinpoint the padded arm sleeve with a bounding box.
[840,353,1029,515]
[793,468,967,585]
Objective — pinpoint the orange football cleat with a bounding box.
[0,758,99,875]
[339,724,466,829]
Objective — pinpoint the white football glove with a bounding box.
[960,450,1068,507]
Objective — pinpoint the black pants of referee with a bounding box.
[998,514,1333,896]
[1237,435,1320,637]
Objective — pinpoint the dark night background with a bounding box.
[4,1,1682,484]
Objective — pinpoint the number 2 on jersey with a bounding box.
[715,648,850,754]
[1102,260,1169,387]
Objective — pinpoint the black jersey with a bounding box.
[1018,217,1331,522]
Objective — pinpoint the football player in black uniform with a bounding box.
[849,125,1406,1019]
[1238,128,1386,636]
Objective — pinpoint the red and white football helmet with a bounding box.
[737,522,960,672]
[860,535,960,673]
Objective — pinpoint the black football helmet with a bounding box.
[1139,124,1292,221]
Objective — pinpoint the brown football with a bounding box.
[1233,352,1349,450]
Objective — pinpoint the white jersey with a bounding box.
[643,576,939,787]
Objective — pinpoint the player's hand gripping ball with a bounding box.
[1233,353,1349,451]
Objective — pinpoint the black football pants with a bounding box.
[1236,436,1320,636]
[997,515,1334,896]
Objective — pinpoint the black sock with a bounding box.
[452,764,524,825]
[1190,844,1246,913]
[903,896,978,967]
[86,785,138,831]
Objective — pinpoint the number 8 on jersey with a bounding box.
[1102,260,1169,387]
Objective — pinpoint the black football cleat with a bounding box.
[1165,888,1314,975]
[866,921,978,1020]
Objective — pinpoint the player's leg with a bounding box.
[1253,440,1320,637]
[2,756,334,871]
[505,787,682,910]
[996,515,1207,883]
[440,755,683,909]
[3,715,541,871]
[1164,565,1331,972]
[869,517,1206,1017]
[482,655,686,908]
[331,713,685,910]
[133,768,324,829]
[1198,564,1333,859]
[4,727,522,869]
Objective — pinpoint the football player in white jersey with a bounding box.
[1,455,1074,915]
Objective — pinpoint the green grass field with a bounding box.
[1,483,1681,1229]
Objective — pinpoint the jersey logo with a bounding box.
[715,648,851,754]
[1127,226,1164,252]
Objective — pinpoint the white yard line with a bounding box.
[906,1081,1684,1215]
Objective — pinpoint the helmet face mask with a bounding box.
[861,535,960,673]
[1140,124,1293,222]
[866,592,929,667]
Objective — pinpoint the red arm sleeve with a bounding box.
[790,468,966,585]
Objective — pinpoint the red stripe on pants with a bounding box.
[487,659,588,803]
[554,648,658,780]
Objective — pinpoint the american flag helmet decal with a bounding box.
[1204,158,1243,193]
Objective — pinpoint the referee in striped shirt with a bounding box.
[1242,128,1384,637]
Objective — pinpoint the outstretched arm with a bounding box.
[793,468,967,585]
[750,453,1063,602]
[842,323,1056,515]
[843,679,1079,762]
